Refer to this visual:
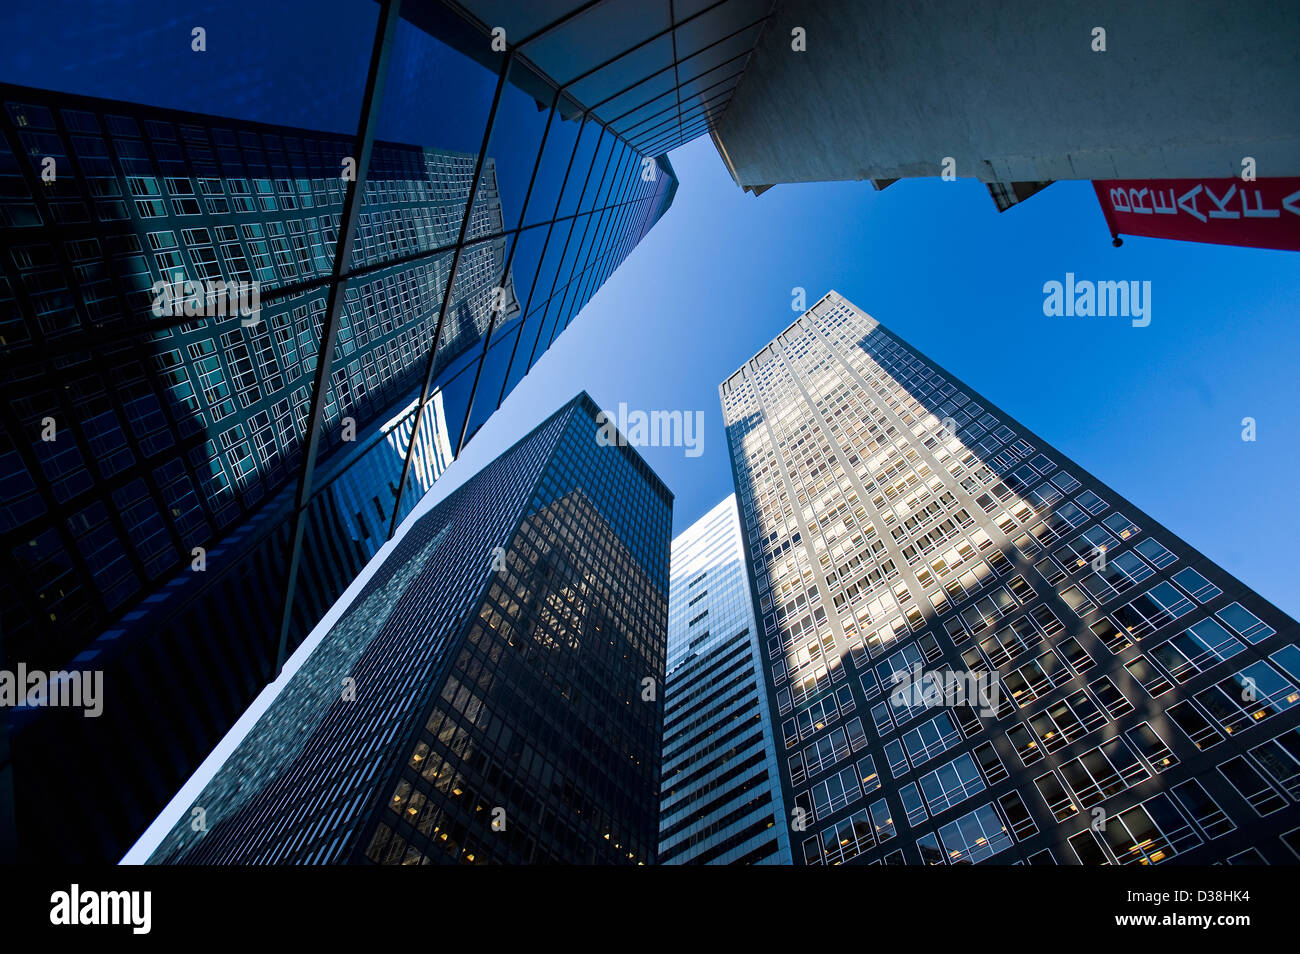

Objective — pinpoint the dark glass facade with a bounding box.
[0,0,744,863]
[722,291,1300,865]
[144,392,671,864]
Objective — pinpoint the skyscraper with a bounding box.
[0,0,685,862]
[721,290,1300,865]
[141,391,672,865]
[659,494,791,864]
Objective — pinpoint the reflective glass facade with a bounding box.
[0,0,721,863]
[721,291,1300,865]
[659,494,790,864]
[146,392,671,864]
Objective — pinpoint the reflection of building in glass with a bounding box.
[144,392,671,865]
[0,10,680,863]
[722,291,1300,865]
[659,494,791,864]
[1,86,505,674]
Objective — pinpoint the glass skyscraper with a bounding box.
[0,0,720,862]
[659,494,791,864]
[142,391,671,865]
[721,290,1300,865]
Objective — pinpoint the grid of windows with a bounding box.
[146,392,671,864]
[721,290,1300,864]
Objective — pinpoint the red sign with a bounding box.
[1093,177,1300,251]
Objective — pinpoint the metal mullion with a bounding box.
[385,49,515,539]
[591,165,649,283]
[42,106,192,564]
[623,92,734,152]
[490,127,623,415]
[522,123,611,372]
[545,0,732,89]
[0,120,159,594]
[667,0,686,167]
[484,105,596,412]
[510,0,609,49]
[562,188,636,337]
[273,0,404,673]
[618,75,739,138]
[543,123,621,347]
[556,160,642,341]
[452,74,564,455]
[626,82,738,140]
[637,115,713,155]
[548,142,640,348]
[588,21,762,117]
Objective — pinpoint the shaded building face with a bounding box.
[0,0,691,862]
[659,494,791,864]
[147,393,671,865]
[721,291,1300,865]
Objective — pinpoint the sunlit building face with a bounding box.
[721,291,1300,865]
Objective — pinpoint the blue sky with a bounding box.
[450,135,1300,621]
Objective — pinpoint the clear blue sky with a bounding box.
[452,135,1300,621]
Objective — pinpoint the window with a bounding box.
[918,752,986,815]
[899,782,927,826]
[1069,829,1110,865]
[1171,778,1235,839]
[1166,700,1223,750]
[857,755,881,793]
[1126,723,1178,772]
[1171,567,1221,603]
[811,765,863,819]
[936,802,1012,864]
[1149,617,1243,683]
[998,791,1038,840]
[1113,582,1195,639]
[1133,536,1177,569]
[901,712,962,768]
[1218,756,1287,815]
[820,808,875,865]
[1035,771,1078,821]
[1100,796,1200,865]
[1271,645,1300,684]
[973,741,1008,784]
[1124,655,1172,697]
[1101,510,1138,540]
[869,798,896,843]
[1216,602,1276,644]
[1194,661,1299,735]
[802,727,851,778]
[1008,723,1043,765]
[1089,676,1133,718]
[1248,727,1300,799]
[1057,738,1148,808]
[1076,490,1107,514]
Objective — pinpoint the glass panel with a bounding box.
[1,0,377,133]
